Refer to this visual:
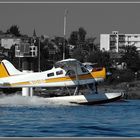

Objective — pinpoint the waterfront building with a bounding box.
[100,31,140,53]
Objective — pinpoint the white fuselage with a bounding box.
[0,67,96,88]
[0,59,105,88]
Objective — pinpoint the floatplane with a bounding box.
[0,58,123,105]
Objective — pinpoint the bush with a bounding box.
[107,69,135,84]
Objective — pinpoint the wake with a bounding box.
[0,94,77,107]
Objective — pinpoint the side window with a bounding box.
[85,65,93,71]
[65,70,75,76]
[47,72,54,77]
[56,70,63,75]
[81,67,88,73]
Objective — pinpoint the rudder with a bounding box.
[0,60,21,78]
[0,61,10,78]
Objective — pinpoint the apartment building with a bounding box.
[100,31,140,53]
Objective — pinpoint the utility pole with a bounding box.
[38,37,40,72]
[63,9,68,60]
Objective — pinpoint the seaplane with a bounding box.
[0,58,123,105]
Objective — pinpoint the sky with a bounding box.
[0,2,140,42]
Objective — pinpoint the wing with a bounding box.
[54,59,88,74]
[55,58,78,68]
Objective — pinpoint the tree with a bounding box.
[78,27,86,42]
[68,27,100,61]
[85,37,99,53]
[68,31,79,46]
[121,45,140,72]
[87,50,111,68]
[6,25,21,37]
[68,27,87,46]
[71,48,85,62]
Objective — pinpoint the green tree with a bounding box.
[121,45,140,72]
[6,25,21,37]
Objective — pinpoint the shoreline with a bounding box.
[98,80,140,99]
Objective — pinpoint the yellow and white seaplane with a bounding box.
[0,58,123,105]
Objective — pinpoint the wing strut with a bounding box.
[73,62,80,95]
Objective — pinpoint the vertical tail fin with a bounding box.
[0,60,21,78]
[0,61,10,78]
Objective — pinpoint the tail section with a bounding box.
[0,61,10,78]
[91,67,106,82]
[0,60,21,78]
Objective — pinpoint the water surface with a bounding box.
[0,95,139,137]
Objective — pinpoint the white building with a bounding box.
[1,38,21,49]
[100,31,140,53]
[15,43,38,58]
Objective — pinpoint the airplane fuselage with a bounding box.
[0,67,105,88]
[0,59,106,88]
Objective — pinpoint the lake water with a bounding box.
[0,95,140,137]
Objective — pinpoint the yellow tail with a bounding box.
[0,61,10,78]
[91,67,106,80]
[0,60,22,78]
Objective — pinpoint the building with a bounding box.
[100,31,140,53]
[15,43,37,57]
[1,38,21,49]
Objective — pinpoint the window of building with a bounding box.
[110,36,116,42]
[47,72,54,77]
[110,42,116,46]
[32,52,36,56]
[56,70,63,75]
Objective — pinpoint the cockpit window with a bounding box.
[65,70,75,76]
[56,70,63,75]
[81,67,88,73]
[47,72,54,77]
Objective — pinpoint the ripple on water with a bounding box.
[0,95,140,137]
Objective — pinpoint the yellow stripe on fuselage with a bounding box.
[10,75,90,87]
[7,67,106,87]
[44,67,106,83]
